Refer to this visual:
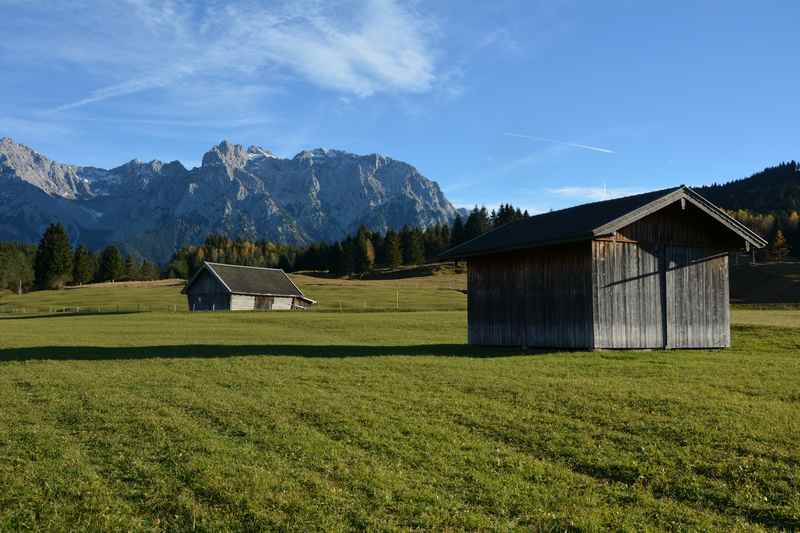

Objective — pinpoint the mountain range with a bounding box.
[0,138,459,263]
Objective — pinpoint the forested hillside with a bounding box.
[697,161,799,255]
[698,161,800,212]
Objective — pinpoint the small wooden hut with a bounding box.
[183,262,315,311]
[439,186,766,349]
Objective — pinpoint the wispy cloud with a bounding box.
[504,132,615,154]
[547,185,642,202]
[7,0,439,112]
[52,74,185,112]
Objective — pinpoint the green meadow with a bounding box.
[1,273,799,531]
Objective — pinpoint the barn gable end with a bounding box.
[185,268,230,311]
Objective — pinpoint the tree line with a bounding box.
[167,204,530,279]
[725,209,796,261]
[0,223,160,292]
[1,196,795,294]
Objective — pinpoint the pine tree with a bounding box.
[278,252,294,272]
[72,245,96,285]
[140,260,161,281]
[124,256,141,281]
[333,240,355,276]
[0,242,36,293]
[189,247,206,276]
[34,223,73,289]
[439,223,450,250]
[492,203,528,228]
[384,229,402,268]
[354,227,375,273]
[401,226,425,265]
[97,246,124,282]
[451,214,466,246]
[769,229,791,261]
[166,249,190,279]
[423,224,447,261]
[464,206,491,241]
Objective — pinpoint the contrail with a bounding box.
[504,132,615,154]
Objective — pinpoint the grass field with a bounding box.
[0,269,468,314]
[1,274,799,530]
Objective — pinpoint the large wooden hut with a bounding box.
[440,186,766,349]
[183,262,315,311]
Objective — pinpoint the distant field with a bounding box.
[1,275,799,530]
[0,269,468,314]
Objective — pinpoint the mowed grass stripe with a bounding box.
[0,377,149,531]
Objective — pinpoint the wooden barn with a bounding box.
[183,262,315,311]
[440,186,766,349]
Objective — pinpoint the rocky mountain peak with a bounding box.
[0,137,92,199]
[201,140,249,171]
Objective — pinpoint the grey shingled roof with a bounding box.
[189,262,313,301]
[439,185,766,260]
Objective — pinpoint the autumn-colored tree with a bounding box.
[384,230,402,269]
[769,230,791,261]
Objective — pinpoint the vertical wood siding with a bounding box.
[230,294,256,311]
[592,201,733,349]
[270,297,294,310]
[466,200,735,349]
[664,248,730,348]
[186,270,230,311]
[592,241,663,348]
[468,243,593,348]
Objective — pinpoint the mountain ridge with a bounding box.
[0,138,458,263]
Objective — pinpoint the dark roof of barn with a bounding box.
[184,262,313,301]
[439,185,767,260]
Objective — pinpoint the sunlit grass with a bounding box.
[1,276,799,530]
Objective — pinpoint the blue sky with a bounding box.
[2,0,798,213]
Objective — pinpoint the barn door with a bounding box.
[661,246,730,348]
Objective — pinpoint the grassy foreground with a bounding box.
[1,280,799,530]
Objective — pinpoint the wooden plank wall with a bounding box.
[664,248,730,348]
[230,294,256,311]
[467,201,738,348]
[618,202,742,249]
[594,201,733,348]
[468,243,593,348]
[592,241,663,349]
[187,269,230,311]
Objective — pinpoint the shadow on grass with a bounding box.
[0,343,556,361]
[0,311,141,320]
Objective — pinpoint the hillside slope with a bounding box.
[696,161,800,212]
